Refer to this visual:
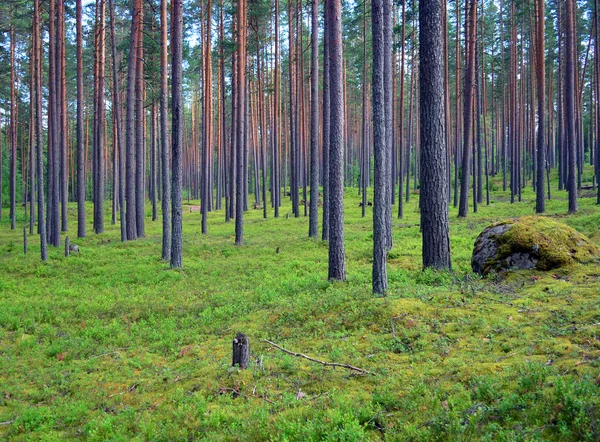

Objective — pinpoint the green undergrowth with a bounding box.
[1,173,600,441]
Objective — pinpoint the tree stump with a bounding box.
[23,226,28,254]
[232,333,249,369]
[65,236,70,257]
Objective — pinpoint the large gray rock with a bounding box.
[472,217,598,275]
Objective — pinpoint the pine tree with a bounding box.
[420,0,451,270]
[327,0,346,281]
[171,0,184,268]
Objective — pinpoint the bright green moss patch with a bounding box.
[500,216,598,268]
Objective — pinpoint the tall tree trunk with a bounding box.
[94,0,106,234]
[383,0,393,250]
[327,0,346,281]
[235,0,247,245]
[475,13,483,207]
[454,0,462,207]
[48,1,55,241]
[109,0,126,241]
[309,0,319,237]
[218,0,226,213]
[34,0,47,260]
[557,2,565,190]
[458,0,476,218]
[321,0,330,239]
[171,0,183,268]
[361,3,368,218]
[397,0,406,219]
[49,0,61,245]
[372,0,388,294]
[257,46,267,219]
[420,0,451,270]
[160,0,170,259]
[150,105,157,221]
[443,0,451,203]
[274,0,281,218]
[566,0,578,213]
[243,72,249,213]
[112,101,118,225]
[125,0,140,240]
[406,33,416,204]
[536,0,546,213]
[9,25,16,230]
[298,1,307,218]
[229,46,237,222]
[135,2,145,237]
[202,0,212,234]
[474,30,481,212]
[510,2,517,203]
[58,0,68,232]
[29,45,35,234]
[288,0,299,218]
[77,0,86,238]
[483,35,490,206]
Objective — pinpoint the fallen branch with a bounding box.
[262,339,374,375]
[580,322,600,330]
[108,383,138,398]
[0,420,15,426]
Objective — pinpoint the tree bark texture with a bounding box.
[372,0,388,294]
[171,0,184,268]
[419,0,452,270]
[327,0,346,281]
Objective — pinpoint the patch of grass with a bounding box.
[1,170,600,440]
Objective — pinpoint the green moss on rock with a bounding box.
[472,216,599,275]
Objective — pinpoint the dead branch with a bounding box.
[262,339,374,375]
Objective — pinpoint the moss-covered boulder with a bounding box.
[472,216,599,275]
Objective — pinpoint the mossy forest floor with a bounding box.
[1,174,600,441]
